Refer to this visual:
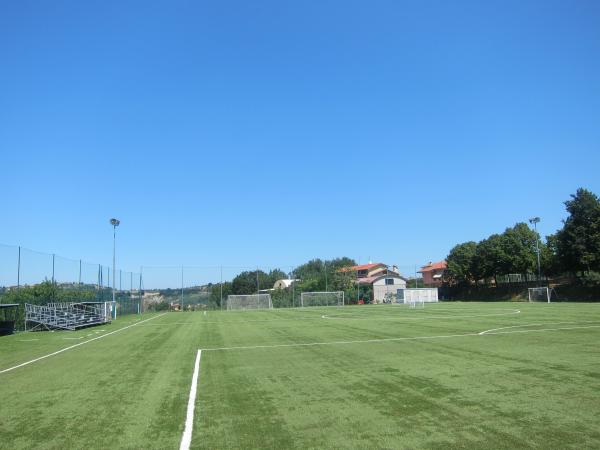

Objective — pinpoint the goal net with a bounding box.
[396,288,437,308]
[226,294,273,310]
[300,291,344,307]
[528,287,550,303]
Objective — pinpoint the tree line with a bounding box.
[445,188,600,286]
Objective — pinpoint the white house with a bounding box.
[340,263,407,303]
[273,279,299,290]
[369,273,407,303]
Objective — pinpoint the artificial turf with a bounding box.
[1,302,599,449]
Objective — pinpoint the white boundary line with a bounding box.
[180,349,202,450]
[0,313,167,375]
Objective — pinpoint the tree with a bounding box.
[293,257,356,293]
[473,233,506,281]
[470,223,538,282]
[445,241,478,285]
[556,188,600,274]
[209,281,232,307]
[500,223,538,274]
[231,271,263,295]
[541,233,562,276]
[230,268,289,295]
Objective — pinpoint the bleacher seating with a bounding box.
[25,302,111,331]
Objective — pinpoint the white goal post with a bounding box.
[528,287,551,303]
[300,291,344,307]
[226,294,273,310]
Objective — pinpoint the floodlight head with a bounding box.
[529,217,540,225]
[110,218,120,227]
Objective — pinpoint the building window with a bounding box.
[357,270,368,278]
[385,278,394,285]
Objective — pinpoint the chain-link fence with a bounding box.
[138,263,428,311]
[139,265,300,311]
[0,244,142,330]
[0,243,433,329]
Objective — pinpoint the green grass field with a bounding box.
[1,302,600,449]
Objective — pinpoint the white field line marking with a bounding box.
[0,313,167,375]
[322,310,521,321]
[137,317,327,326]
[483,324,600,336]
[17,339,39,342]
[202,332,479,351]
[478,320,600,335]
[180,349,202,450]
[137,309,522,327]
[202,322,600,352]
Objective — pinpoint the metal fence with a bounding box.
[0,243,431,325]
[0,244,142,329]
[495,273,548,284]
[138,264,425,311]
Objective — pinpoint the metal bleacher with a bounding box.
[25,302,112,331]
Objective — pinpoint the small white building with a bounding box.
[370,274,407,304]
[273,279,299,290]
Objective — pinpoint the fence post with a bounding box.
[181,266,184,311]
[139,268,143,314]
[98,264,102,302]
[17,246,21,289]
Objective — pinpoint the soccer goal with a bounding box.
[226,294,273,311]
[396,288,438,308]
[528,287,551,303]
[300,291,344,307]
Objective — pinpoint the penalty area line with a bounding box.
[0,313,167,375]
[478,320,600,335]
[202,332,479,351]
[180,349,202,450]
[201,323,600,352]
[482,324,600,336]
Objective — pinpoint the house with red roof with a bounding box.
[418,260,447,286]
[339,262,407,303]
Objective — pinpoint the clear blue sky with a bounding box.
[1,0,599,278]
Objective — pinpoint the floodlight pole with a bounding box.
[181,266,184,311]
[529,217,542,283]
[110,218,120,319]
